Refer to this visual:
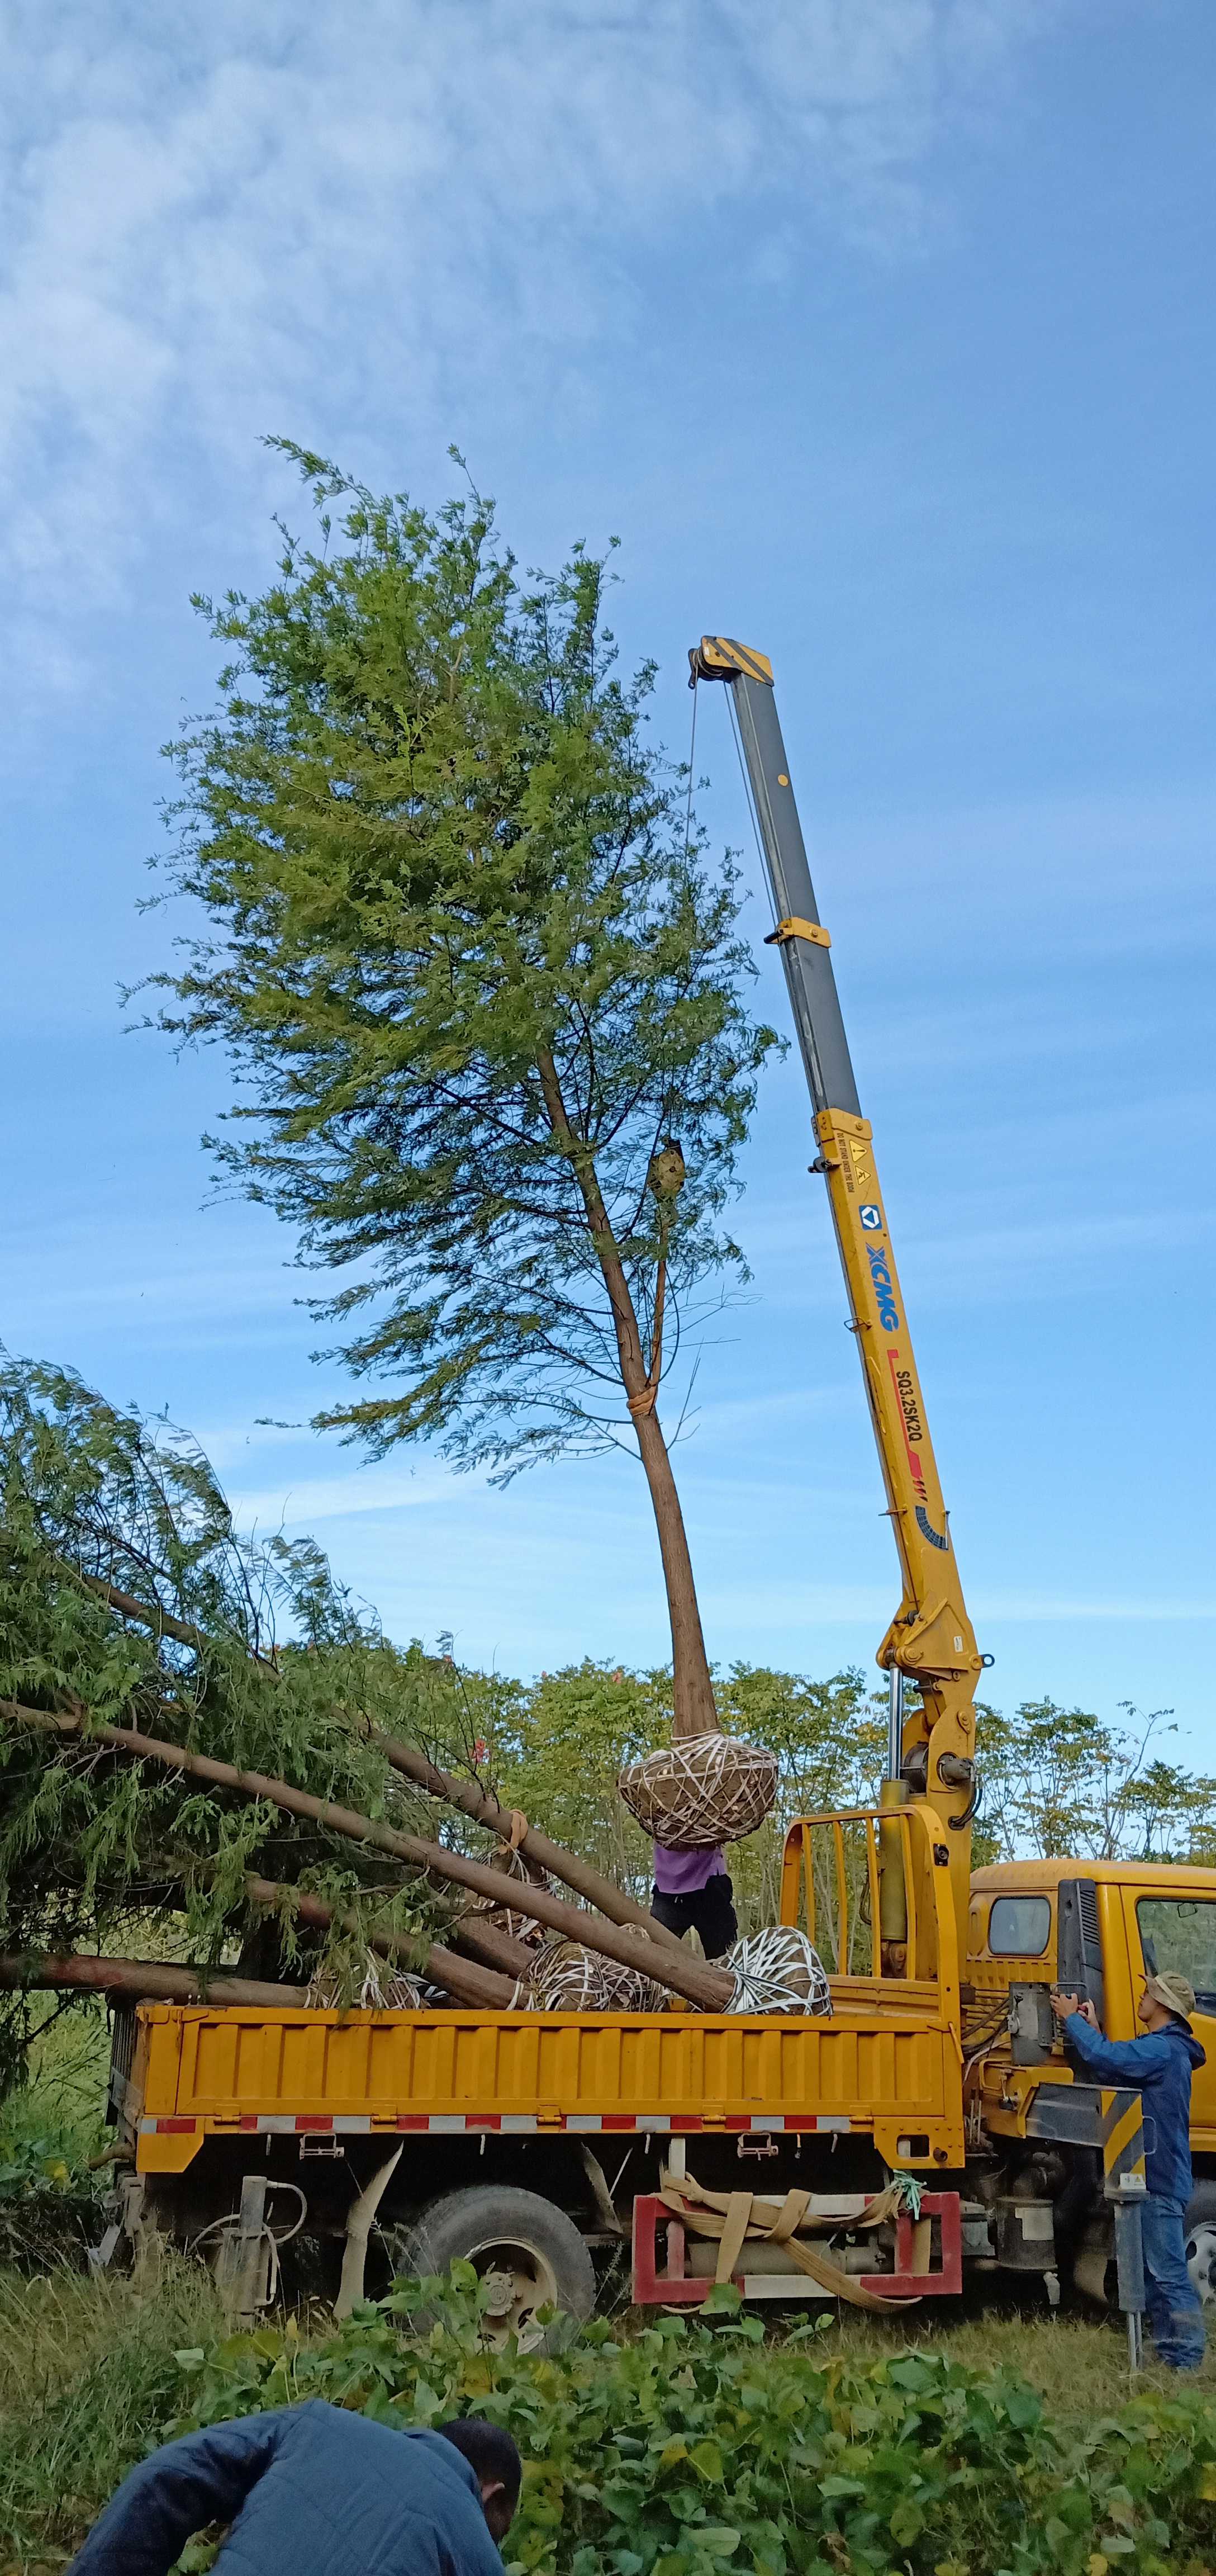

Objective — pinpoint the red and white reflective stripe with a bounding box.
[384,2110,852,2137]
[142,2109,852,2137]
[246,2115,374,2135]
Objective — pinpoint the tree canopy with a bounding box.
[151,449,778,1735]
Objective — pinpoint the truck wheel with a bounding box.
[1185,2184,1216,2307]
[390,2185,596,2351]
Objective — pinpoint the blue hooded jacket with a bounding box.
[66,2402,509,2576]
[1063,2011,1205,2202]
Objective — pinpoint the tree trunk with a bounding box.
[6,1700,734,2009]
[371,1729,684,1945]
[74,1569,696,1925]
[536,1049,718,1741]
[627,1407,719,1740]
[0,1954,308,2008]
[236,1874,517,2009]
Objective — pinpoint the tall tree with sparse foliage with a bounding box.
[151,449,777,1739]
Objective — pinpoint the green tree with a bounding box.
[973,1696,1216,1862]
[0,1355,463,2087]
[153,451,776,1740]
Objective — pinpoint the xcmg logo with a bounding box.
[866,1243,900,1330]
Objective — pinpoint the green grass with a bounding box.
[830,2298,1216,2425]
[1,1999,111,2172]
[0,2260,228,2574]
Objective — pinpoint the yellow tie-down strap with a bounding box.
[659,2171,914,2310]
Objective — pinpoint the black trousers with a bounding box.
[650,1874,738,1959]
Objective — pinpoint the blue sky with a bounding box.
[3,1,1214,1759]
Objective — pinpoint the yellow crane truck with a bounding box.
[104,642,1216,2350]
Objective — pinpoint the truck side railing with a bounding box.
[780,1806,960,2005]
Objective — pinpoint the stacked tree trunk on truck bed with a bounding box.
[1,1358,759,2082]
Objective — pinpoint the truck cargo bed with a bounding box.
[130,1989,963,2174]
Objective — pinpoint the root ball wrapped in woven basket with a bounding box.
[466,1839,548,1948]
[720,1925,832,2018]
[526,1939,661,2016]
[617,1730,778,1849]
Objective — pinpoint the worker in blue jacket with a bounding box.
[66,2404,522,2576]
[1051,1967,1206,2370]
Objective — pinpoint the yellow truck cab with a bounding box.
[965,1859,1216,2307]
[970,1860,1216,2110]
[968,1858,1216,2135]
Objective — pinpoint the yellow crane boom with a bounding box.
[690,637,985,1932]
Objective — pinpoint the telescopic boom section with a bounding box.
[690,637,983,1925]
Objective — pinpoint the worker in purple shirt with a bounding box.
[651,1840,738,1958]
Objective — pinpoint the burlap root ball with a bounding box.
[617,1730,778,1848]
[526,1939,661,2015]
[719,1925,832,2017]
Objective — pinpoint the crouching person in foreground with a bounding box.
[66,2405,522,2576]
[1052,1968,1206,2371]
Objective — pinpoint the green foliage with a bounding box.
[0,1354,481,2089]
[0,2000,111,2193]
[150,449,777,1475]
[0,2131,82,2204]
[141,2273,1216,2576]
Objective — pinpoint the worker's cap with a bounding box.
[1144,1970,1196,2026]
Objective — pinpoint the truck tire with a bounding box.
[1185,2183,1216,2307]
[391,2185,596,2351]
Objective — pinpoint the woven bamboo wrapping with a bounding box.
[721,1925,832,2016]
[617,1731,778,1848]
[306,1959,425,2011]
[525,1939,662,2015]
[465,1839,548,1947]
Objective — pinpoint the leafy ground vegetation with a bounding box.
[3,2262,1216,2576]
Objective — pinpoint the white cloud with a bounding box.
[0,0,1062,654]
[229,1464,466,1528]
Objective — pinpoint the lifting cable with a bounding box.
[683,674,699,865]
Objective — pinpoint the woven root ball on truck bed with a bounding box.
[721,1925,833,2016]
[526,1939,662,2014]
[616,1731,778,1848]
